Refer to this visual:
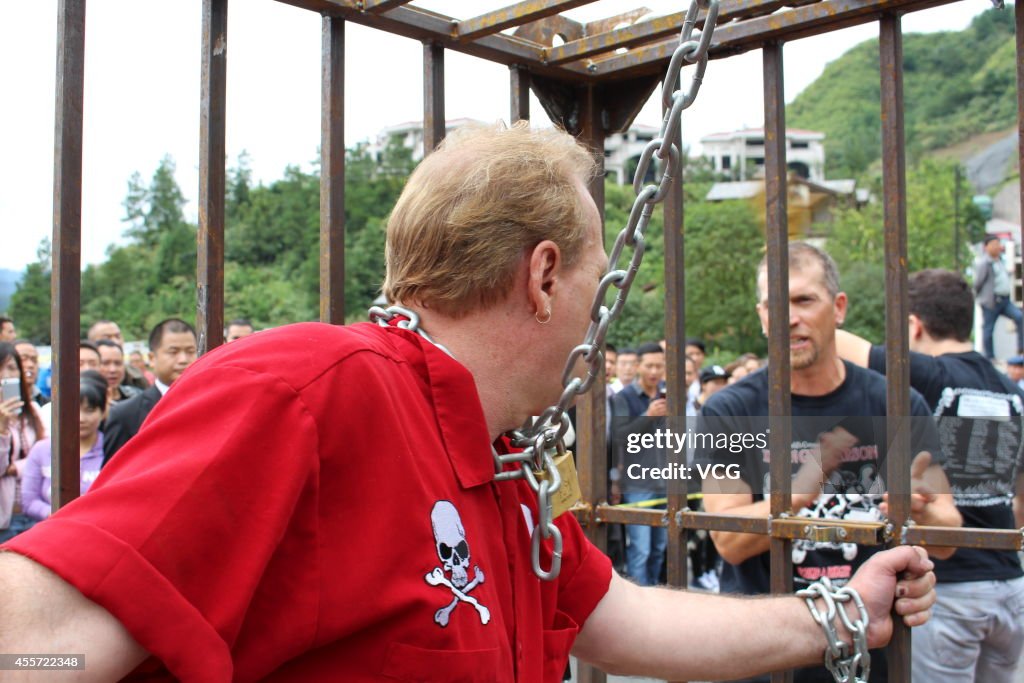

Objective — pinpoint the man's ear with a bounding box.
[908,314,924,341]
[833,291,848,327]
[526,240,561,318]
[756,302,769,336]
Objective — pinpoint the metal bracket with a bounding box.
[673,506,693,527]
[803,524,849,544]
[900,520,914,546]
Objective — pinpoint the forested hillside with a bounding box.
[788,5,1016,178]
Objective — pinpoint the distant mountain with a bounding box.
[787,5,1017,179]
[0,268,21,315]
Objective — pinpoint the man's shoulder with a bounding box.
[119,384,143,400]
[618,382,640,398]
[934,351,1024,402]
[939,350,1018,385]
[840,360,906,398]
[842,361,932,412]
[108,385,157,422]
[190,322,407,388]
[702,371,768,416]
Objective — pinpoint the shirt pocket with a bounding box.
[381,642,500,682]
[542,610,580,683]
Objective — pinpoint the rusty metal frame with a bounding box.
[544,0,804,66]
[1018,0,1023,253]
[362,0,413,12]
[50,0,86,512]
[509,65,531,123]
[761,41,795,683]
[880,14,912,677]
[197,0,228,355]
[422,41,446,154]
[46,1,1024,682]
[321,16,346,324]
[456,0,594,41]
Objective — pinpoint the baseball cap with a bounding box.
[699,365,730,383]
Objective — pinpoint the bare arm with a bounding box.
[880,454,962,560]
[0,552,148,681]
[835,329,872,368]
[914,462,961,560]
[573,546,936,681]
[702,432,849,565]
[702,479,819,565]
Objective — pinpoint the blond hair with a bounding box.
[383,122,598,317]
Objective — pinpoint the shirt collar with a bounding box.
[382,324,495,489]
[155,379,171,396]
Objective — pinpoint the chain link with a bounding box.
[797,577,871,683]
[509,0,721,582]
[370,0,720,583]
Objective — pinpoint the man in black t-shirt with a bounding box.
[837,268,1024,683]
[698,244,961,683]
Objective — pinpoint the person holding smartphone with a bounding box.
[0,342,45,543]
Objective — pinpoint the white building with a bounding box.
[602,124,662,185]
[700,128,826,182]
[368,119,664,185]
[368,117,484,163]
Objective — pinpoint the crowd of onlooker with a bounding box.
[601,336,765,591]
[0,315,254,543]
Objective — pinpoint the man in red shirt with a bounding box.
[0,124,935,682]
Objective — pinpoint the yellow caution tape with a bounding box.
[611,493,703,508]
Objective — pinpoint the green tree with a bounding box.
[603,179,766,357]
[226,151,253,223]
[123,156,189,249]
[788,5,1016,178]
[683,200,766,355]
[827,157,981,341]
[9,240,53,344]
[81,244,157,339]
[604,182,667,347]
[80,155,198,336]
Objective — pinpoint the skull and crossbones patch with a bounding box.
[425,500,490,627]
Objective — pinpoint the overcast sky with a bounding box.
[0,0,991,273]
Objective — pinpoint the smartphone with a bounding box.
[1,377,21,405]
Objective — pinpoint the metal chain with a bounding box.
[370,0,721,583]
[796,577,871,683]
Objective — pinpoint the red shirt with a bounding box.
[4,322,611,682]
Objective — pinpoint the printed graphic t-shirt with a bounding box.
[869,346,1024,583]
[696,363,939,683]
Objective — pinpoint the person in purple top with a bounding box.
[21,371,107,521]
